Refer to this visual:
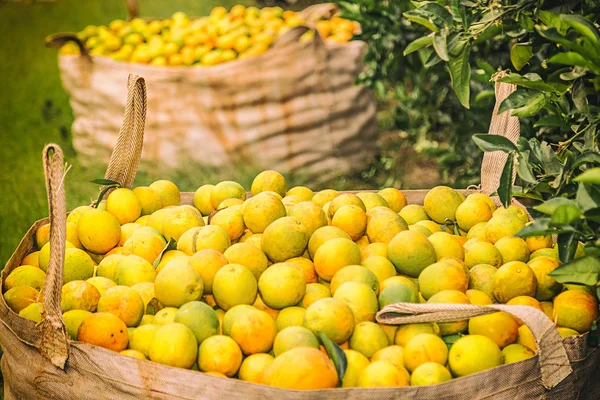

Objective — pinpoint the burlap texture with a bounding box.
[48,5,379,184]
[2,76,599,398]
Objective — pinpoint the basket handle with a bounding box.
[101,74,147,195]
[126,0,139,20]
[45,32,91,59]
[480,72,520,195]
[377,303,572,390]
[39,144,70,369]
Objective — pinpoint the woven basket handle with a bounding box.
[38,144,70,369]
[45,32,91,59]
[101,74,147,195]
[480,73,520,195]
[126,0,139,20]
[378,303,572,389]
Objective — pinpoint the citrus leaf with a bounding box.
[550,205,582,225]
[90,178,121,186]
[146,298,164,316]
[534,115,566,128]
[472,134,518,152]
[316,331,347,384]
[557,232,578,264]
[548,52,594,70]
[498,89,540,115]
[576,183,600,211]
[499,73,569,93]
[512,93,547,118]
[443,334,462,350]
[549,256,600,285]
[510,43,532,71]
[534,197,579,215]
[94,184,119,208]
[516,151,536,183]
[153,238,176,269]
[516,218,556,238]
[404,36,433,55]
[538,10,570,35]
[560,14,600,49]
[572,80,590,114]
[572,152,600,169]
[448,39,471,108]
[433,31,449,61]
[575,168,600,184]
[499,156,514,208]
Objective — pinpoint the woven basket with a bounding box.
[1,75,599,399]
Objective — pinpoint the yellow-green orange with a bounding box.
[399,204,430,225]
[493,261,537,303]
[468,311,518,348]
[418,261,468,300]
[128,324,160,358]
[273,326,319,356]
[276,306,306,331]
[262,347,338,390]
[251,170,286,197]
[238,353,274,384]
[333,281,378,323]
[357,360,409,388]
[423,186,463,223]
[410,362,452,386]
[188,249,228,294]
[193,184,216,216]
[394,323,440,347]
[502,343,535,364]
[261,217,308,262]
[258,263,306,309]
[495,236,530,263]
[342,349,371,388]
[307,226,351,259]
[464,241,503,268]
[240,192,286,234]
[553,290,598,333]
[378,188,407,212]
[62,310,92,340]
[224,243,268,280]
[210,181,246,210]
[174,301,219,344]
[403,333,448,372]
[330,265,379,295]
[349,321,389,358]
[106,188,142,225]
[230,308,277,355]
[303,298,355,344]
[149,323,197,369]
[427,290,470,335]
[448,335,503,377]
[212,264,257,311]
[387,231,437,277]
[154,261,203,307]
[528,256,563,301]
[314,238,361,282]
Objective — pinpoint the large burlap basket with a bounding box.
[45,3,378,184]
[2,74,599,399]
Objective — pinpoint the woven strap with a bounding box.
[378,303,572,390]
[480,72,520,194]
[102,74,147,191]
[126,0,139,20]
[45,32,91,59]
[39,144,70,369]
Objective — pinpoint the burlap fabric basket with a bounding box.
[1,74,599,399]
[45,3,378,184]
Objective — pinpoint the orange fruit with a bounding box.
[78,312,129,351]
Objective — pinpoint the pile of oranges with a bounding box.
[58,6,358,66]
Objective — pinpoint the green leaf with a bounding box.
[516,151,537,183]
[548,52,594,69]
[574,168,600,184]
[560,66,588,81]
[534,115,566,128]
[94,184,120,208]
[538,11,570,34]
[404,3,453,33]
[433,31,449,61]
[90,178,121,186]
[447,38,471,108]
[540,142,562,175]
[549,256,600,285]
[550,204,582,225]
[534,197,580,215]
[442,334,462,350]
[512,93,546,118]
[516,218,556,238]
[146,298,164,316]
[499,73,569,94]
[577,183,600,211]
[476,59,496,77]
[572,80,590,114]
[498,89,539,114]
[560,14,600,49]
[557,232,578,264]
[153,238,176,269]
[316,331,347,384]
[404,36,433,55]
[536,26,600,66]
[510,43,532,71]
[474,89,495,104]
[472,134,518,153]
[499,156,514,208]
